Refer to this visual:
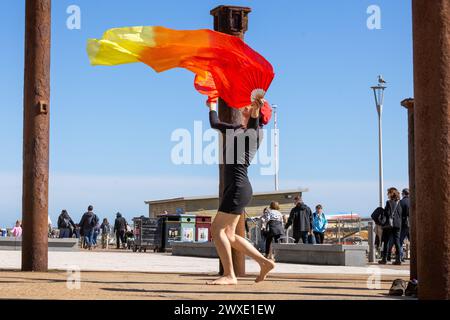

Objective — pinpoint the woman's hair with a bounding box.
[15,220,21,226]
[388,187,401,201]
[270,201,280,210]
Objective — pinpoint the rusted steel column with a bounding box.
[401,98,417,281]
[412,0,450,299]
[22,0,51,272]
[211,5,251,277]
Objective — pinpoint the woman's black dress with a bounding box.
[209,110,262,215]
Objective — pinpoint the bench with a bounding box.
[171,242,218,258]
[273,243,368,267]
[0,237,79,252]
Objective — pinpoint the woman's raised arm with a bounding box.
[207,101,243,132]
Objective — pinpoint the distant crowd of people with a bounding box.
[4,206,134,251]
[259,196,328,259]
[57,206,132,250]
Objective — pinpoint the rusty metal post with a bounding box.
[413,0,450,299]
[401,98,417,281]
[211,5,252,277]
[22,0,51,272]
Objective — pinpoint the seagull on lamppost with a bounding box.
[378,75,387,84]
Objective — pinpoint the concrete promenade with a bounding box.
[0,250,409,275]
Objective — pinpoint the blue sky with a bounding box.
[0,0,413,226]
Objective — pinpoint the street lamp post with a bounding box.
[369,76,387,263]
[371,76,387,208]
[273,104,279,191]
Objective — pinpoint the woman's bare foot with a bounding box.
[255,259,276,283]
[206,276,238,285]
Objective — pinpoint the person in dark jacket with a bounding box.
[400,188,410,262]
[379,188,403,265]
[114,212,127,249]
[57,210,76,238]
[79,205,99,250]
[285,196,313,244]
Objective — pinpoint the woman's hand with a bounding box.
[252,98,264,110]
[250,98,264,118]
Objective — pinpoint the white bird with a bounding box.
[378,75,387,84]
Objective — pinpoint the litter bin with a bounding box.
[158,214,182,251]
[132,217,162,252]
[180,215,196,242]
[195,216,212,242]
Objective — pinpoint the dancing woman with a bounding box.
[207,99,275,285]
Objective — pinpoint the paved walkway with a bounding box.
[0,250,409,275]
[0,271,413,300]
[0,250,413,300]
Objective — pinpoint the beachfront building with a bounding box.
[145,189,308,218]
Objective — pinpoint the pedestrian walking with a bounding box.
[114,212,128,249]
[379,188,403,265]
[101,218,111,250]
[79,205,99,250]
[285,196,313,244]
[261,202,285,259]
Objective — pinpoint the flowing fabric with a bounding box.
[87,26,275,108]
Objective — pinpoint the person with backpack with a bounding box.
[371,205,386,254]
[261,202,285,259]
[57,210,76,239]
[285,196,313,244]
[114,212,128,249]
[379,188,403,265]
[79,205,99,250]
